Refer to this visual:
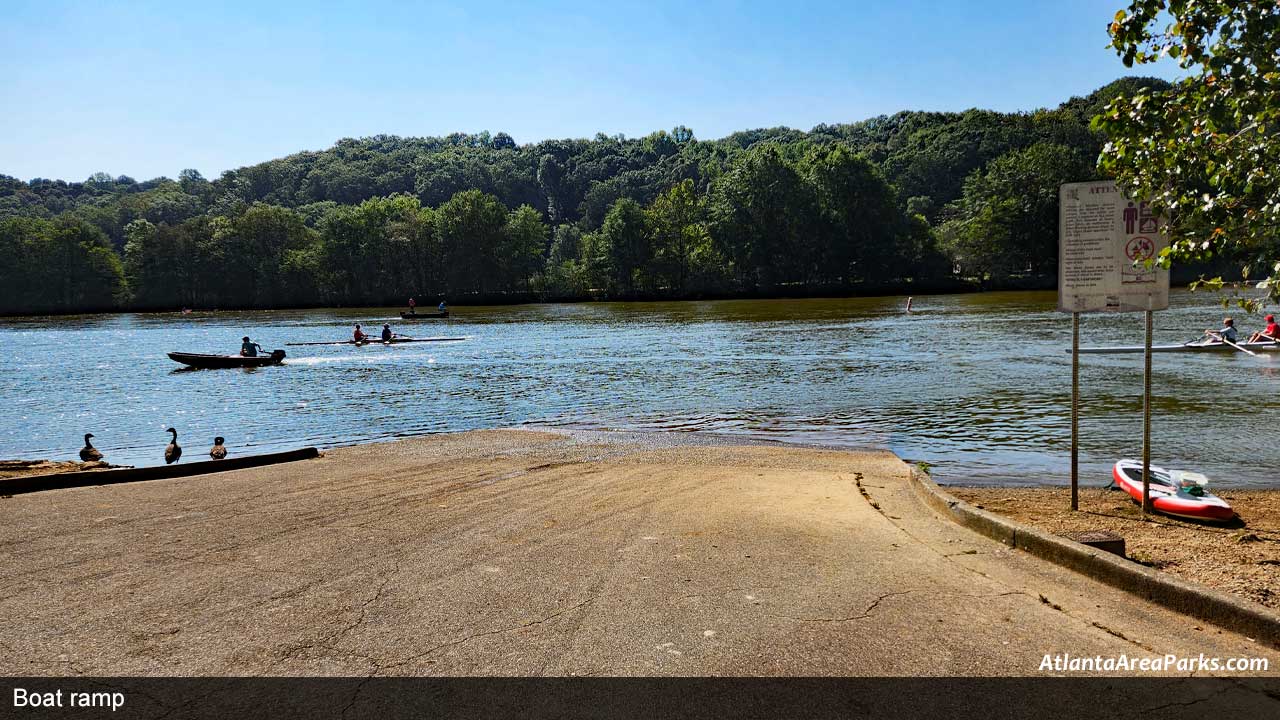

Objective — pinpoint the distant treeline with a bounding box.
[1,77,1190,315]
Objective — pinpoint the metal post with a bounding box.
[1071,312,1079,511]
[1141,298,1153,514]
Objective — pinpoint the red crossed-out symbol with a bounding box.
[1125,236,1155,262]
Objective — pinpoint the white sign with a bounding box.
[1058,180,1169,313]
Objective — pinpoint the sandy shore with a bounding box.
[948,485,1280,610]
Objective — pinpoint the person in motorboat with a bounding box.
[1248,314,1279,343]
[240,336,263,357]
[353,324,368,343]
[438,300,448,314]
[408,297,417,314]
[381,324,394,342]
[1205,317,1238,344]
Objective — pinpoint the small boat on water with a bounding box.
[1111,459,1235,522]
[1074,339,1280,354]
[400,311,449,320]
[168,350,286,369]
[285,337,466,346]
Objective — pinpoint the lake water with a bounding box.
[2,290,1278,487]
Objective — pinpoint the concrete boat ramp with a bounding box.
[1,430,1275,677]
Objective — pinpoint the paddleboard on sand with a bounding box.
[1111,459,1235,522]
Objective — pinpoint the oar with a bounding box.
[1181,331,1215,348]
[285,340,353,346]
[1222,337,1257,356]
[1207,331,1256,356]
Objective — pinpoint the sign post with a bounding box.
[1058,181,1169,513]
[1071,312,1079,510]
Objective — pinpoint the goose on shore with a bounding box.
[79,433,103,462]
[210,436,227,460]
[164,428,182,464]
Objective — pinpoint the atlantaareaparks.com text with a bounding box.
[1040,653,1269,673]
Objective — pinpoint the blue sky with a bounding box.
[0,0,1181,182]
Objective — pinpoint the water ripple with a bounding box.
[3,291,1279,487]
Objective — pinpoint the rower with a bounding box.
[381,324,393,342]
[408,297,416,315]
[240,336,262,357]
[1248,314,1279,343]
[353,324,367,343]
[1206,317,1238,344]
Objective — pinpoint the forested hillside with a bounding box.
[0,77,1170,314]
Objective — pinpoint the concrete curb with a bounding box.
[0,447,321,496]
[907,465,1280,649]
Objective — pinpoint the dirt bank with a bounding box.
[0,459,129,479]
[948,485,1280,610]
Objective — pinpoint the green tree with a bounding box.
[227,203,320,306]
[596,198,650,293]
[536,154,565,223]
[646,179,708,291]
[708,143,819,288]
[501,205,548,288]
[436,189,509,294]
[321,195,429,303]
[124,218,191,308]
[940,142,1093,281]
[10,217,128,312]
[1098,1,1280,302]
[802,144,901,283]
[0,217,42,313]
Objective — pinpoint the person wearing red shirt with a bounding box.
[1248,314,1280,343]
[353,324,367,343]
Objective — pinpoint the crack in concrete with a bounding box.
[340,676,376,720]
[1089,620,1156,654]
[851,473,882,511]
[1034,592,1157,655]
[1136,684,1234,714]
[270,556,405,670]
[771,590,915,623]
[379,595,599,672]
[680,584,777,601]
[855,477,1176,658]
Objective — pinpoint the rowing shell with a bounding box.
[1072,340,1280,354]
[285,337,467,346]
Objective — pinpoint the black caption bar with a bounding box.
[4,678,1279,720]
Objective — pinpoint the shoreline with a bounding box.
[0,459,128,479]
[0,283,988,319]
[949,485,1280,611]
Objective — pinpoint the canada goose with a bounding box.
[210,436,227,460]
[164,428,182,464]
[79,433,103,462]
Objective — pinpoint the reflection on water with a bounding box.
[2,290,1278,487]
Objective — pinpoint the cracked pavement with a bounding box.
[0,429,1276,676]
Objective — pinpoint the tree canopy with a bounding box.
[0,78,1176,314]
[1097,1,1280,306]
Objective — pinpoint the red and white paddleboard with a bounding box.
[1112,459,1235,522]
